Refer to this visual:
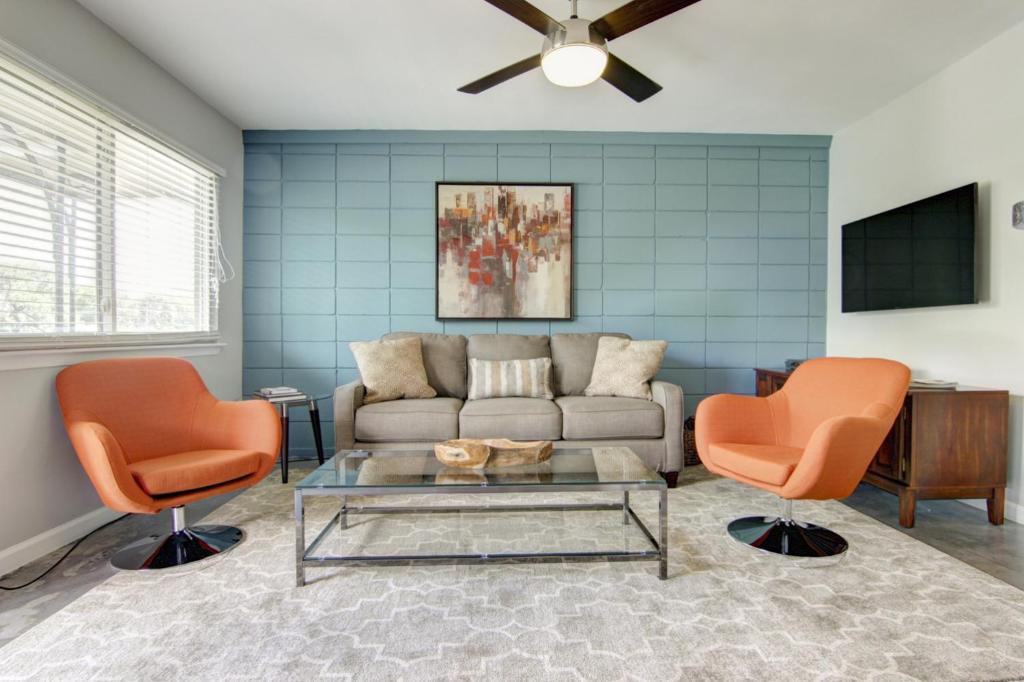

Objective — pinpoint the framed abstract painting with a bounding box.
[436,182,573,320]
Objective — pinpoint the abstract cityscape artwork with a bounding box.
[436,183,573,319]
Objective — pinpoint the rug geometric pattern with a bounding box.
[1,469,1023,681]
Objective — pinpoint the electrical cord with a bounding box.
[0,514,128,591]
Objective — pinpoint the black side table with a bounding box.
[252,393,328,483]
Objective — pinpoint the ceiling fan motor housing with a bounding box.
[543,17,608,57]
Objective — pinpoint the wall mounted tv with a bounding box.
[841,183,977,312]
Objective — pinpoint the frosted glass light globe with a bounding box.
[541,43,608,87]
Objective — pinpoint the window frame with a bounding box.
[0,39,227,354]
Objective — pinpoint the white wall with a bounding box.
[0,0,243,571]
[828,21,1024,521]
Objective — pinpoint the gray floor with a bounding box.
[1,465,1022,649]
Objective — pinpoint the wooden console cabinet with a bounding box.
[754,368,1008,528]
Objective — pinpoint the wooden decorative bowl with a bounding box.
[434,438,553,469]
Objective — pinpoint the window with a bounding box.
[0,50,222,350]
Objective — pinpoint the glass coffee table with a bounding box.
[293,447,668,586]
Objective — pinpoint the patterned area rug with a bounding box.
[2,469,1024,681]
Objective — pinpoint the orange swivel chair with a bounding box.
[56,357,281,570]
[696,357,910,557]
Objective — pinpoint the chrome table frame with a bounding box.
[294,481,668,586]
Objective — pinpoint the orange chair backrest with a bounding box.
[56,357,212,463]
[768,357,911,448]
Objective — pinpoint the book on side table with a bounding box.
[258,386,306,401]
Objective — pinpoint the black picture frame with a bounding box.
[435,181,574,321]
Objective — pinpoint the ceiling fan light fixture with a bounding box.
[540,17,608,88]
[541,43,608,87]
[459,0,685,102]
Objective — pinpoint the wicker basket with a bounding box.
[683,416,700,467]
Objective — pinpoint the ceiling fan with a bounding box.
[459,0,701,102]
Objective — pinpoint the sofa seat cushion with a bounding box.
[707,442,804,487]
[129,449,262,496]
[459,398,562,440]
[555,396,664,440]
[355,398,463,443]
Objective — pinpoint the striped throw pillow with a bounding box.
[468,357,554,400]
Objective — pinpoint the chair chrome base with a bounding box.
[110,506,244,571]
[727,515,848,558]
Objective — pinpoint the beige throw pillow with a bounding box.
[350,337,437,404]
[468,357,553,400]
[584,337,668,400]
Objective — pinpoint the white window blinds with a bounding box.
[0,50,221,349]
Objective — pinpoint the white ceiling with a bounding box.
[77,0,1024,134]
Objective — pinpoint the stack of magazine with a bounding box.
[257,386,306,401]
[909,379,958,390]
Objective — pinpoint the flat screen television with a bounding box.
[841,183,977,312]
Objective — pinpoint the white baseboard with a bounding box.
[0,506,122,578]
[960,497,1023,525]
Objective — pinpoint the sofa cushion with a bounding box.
[350,337,436,404]
[355,398,462,443]
[129,449,262,496]
[384,332,468,399]
[707,443,803,487]
[585,337,668,400]
[468,357,553,400]
[467,334,550,361]
[555,396,664,440]
[459,397,562,440]
[550,332,630,396]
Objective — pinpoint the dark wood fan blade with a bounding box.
[482,0,563,35]
[458,54,543,94]
[602,53,662,102]
[590,0,700,41]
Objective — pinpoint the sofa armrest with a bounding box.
[651,380,684,473]
[334,380,365,450]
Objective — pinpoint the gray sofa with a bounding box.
[334,332,684,483]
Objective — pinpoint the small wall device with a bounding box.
[1013,201,1024,229]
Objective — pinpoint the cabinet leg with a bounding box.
[898,489,916,528]
[988,488,1005,525]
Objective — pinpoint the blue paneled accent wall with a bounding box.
[242,131,830,456]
